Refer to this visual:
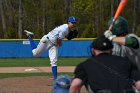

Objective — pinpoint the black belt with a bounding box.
[47,37,49,39]
[46,37,55,45]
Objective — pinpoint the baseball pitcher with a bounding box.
[24,16,78,80]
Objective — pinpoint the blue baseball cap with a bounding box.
[68,16,76,23]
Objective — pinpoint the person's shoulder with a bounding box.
[127,33,139,38]
[77,57,92,65]
[76,57,93,69]
[57,24,68,29]
[85,57,93,62]
[60,24,68,27]
[127,34,140,46]
[82,57,97,65]
[127,33,137,36]
[112,54,131,62]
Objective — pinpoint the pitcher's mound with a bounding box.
[0,76,87,93]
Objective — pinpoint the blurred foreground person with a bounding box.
[54,74,72,93]
[70,36,140,93]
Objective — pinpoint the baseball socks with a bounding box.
[28,35,37,50]
[24,30,37,50]
[52,66,57,80]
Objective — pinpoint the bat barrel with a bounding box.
[109,0,127,31]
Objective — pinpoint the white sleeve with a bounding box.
[57,25,69,39]
[58,31,65,39]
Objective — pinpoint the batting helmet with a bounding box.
[108,16,128,36]
[68,16,77,23]
[56,74,71,88]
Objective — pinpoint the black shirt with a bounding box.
[74,53,140,92]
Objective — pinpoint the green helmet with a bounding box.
[108,16,128,36]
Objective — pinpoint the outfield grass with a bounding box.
[0,57,87,67]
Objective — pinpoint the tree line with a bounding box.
[0,0,140,39]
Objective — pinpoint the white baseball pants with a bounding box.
[32,35,58,66]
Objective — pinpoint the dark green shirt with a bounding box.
[125,36,139,49]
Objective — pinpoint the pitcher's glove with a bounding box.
[57,38,62,46]
[67,30,78,40]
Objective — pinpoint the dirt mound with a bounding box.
[0,76,87,93]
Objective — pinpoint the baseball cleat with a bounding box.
[24,30,34,36]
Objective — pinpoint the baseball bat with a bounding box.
[109,0,127,31]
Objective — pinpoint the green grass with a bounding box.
[0,73,74,79]
[0,57,87,67]
[0,57,87,78]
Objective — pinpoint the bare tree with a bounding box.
[0,0,6,38]
[64,0,71,17]
[132,0,137,33]
[42,0,46,35]
[111,0,114,17]
[94,0,100,36]
[18,0,23,38]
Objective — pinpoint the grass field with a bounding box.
[0,57,87,78]
[0,73,75,79]
[0,57,87,67]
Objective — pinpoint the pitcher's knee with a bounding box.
[33,54,40,57]
[32,49,40,57]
